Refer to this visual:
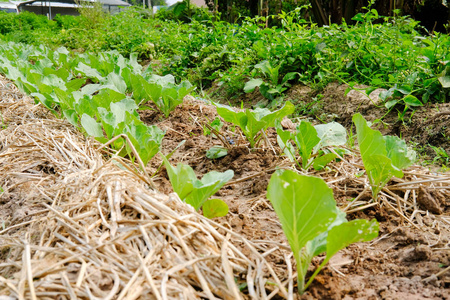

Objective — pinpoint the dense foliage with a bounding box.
[0,6,449,105]
[2,7,448,106]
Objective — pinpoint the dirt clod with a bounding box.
[418,186,443,214]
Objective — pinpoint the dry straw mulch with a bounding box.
[0,75,292,299]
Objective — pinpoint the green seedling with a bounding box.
[162,155,233,217]
[206,146,228,159]
[203,117,224,137]
[277,121,346,170]
[244,60,298,101]
[267,169,379,294]
[215,101,295,147]
[353,113,416,199]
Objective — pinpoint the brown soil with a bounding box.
[137,94,450,299]
[224,82,450,165]
[1,76,449,299]
[285,82,450,166]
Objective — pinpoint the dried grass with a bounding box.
[1,74,449,299]
[0,75,289,299]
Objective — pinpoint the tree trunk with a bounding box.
[310,0,328,26]
[249,0,258,17]
[343,0,356,23]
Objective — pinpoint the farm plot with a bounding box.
[0,73,449,298]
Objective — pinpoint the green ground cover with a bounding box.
[0,7,448,107]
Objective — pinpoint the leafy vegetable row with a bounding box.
[0,40,418,295]
[0,41,193,165]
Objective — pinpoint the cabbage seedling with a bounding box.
[162,155,233,217]
[353,113,416,199]
[267,169,379,294]
[215,101,295,147]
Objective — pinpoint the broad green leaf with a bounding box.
[153,80,193,117]
[353,113,387,159]
[402,95,423,107]
[92,88,127,109]
[438,75,450,88]
[267,170,341,292]
[40,74,66,89]
[215,104,246,130]
[78,84,102,98]
[268,170,378,293]
[104,72,127,94]
[244,78,264,93]
[215,101,294,147]
[384,135,416,170]
[366,154,403,197]
[202,199,229,219]
[162,156,197,200]
[313,153,337,170]
[206,146,228,159]
[385,99,398,109]
[0,62,23,81]
[62,109,79,127]
[31,92,55,111]
[74,95,96,117]
[281,72,298,85]
[267,170,340,256]
[187,170,234,210]
[118,112,164,165]
[162,155,234,211]
[43,67,70,81]
[149,74,176,86]
[303,219,379,291]
[326,219,379,261]
[97,107,116,139]
[255,60,280,85]
[54,88,74,110]
[110,98,139,123]
[353,113,409,198]
[276,127,295,162]
[75,62,104,82]
[65,78,86,92]
[294,121,320,169]
[314,122,347,151]
[438,67,450,88]
[80,114,104,138]
[129,53,143,74]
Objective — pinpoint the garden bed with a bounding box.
[0,75,449,299]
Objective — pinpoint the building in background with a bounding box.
[16,0,130,18]
[166,0,205,7]
[0,2,19,13]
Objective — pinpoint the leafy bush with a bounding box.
[0,7,448,104]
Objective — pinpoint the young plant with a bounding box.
[267,169,379,294]
[277,121,347,170]
[127,72,194,117]
[162,155,233,218]
[215,101,295,148]
[244,60,298,101]
[203,117,223,137]
[353,113,416,199]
